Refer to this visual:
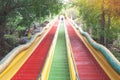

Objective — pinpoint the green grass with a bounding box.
[48,22,70,80]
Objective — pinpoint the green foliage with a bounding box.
[1,34,19,56]
[112,50,120,61]
[75,0,101,41]
[0,0,63,40]
[0,0,63,58]
[17,26,26,31]
[0,0,63,28]
[73,0,120,61]
[16,26,26,37]
[73,0,120,44]
[4,34,18,46]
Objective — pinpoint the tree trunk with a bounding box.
[0,0,13,47]
[0,18,6,46]
[100,0,105,45]
[107,13,111,31]
[106,13,111,46]
[27,28,31,38]
[0,22,6,55]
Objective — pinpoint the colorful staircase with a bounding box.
[65,20,110,80]
[48,22,70,80]
[1,18,119,80]
[11,20,59,80]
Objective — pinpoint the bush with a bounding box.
[4,34,18,46]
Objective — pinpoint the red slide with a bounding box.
[65,20,110,80]
[12,20,59,80]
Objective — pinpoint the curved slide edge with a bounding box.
[70,19,120,79]
[0,18,57,74]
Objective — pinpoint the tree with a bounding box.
[0,0,62,47]
[72,0,120,46]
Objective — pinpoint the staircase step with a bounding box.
[48,22,70,80]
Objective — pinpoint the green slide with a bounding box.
[48,22,70,80]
